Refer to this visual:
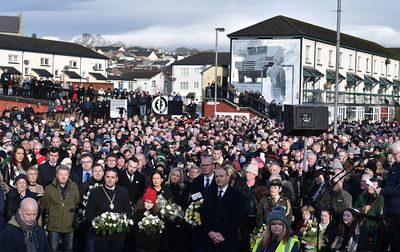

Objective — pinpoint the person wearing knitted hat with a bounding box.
[252,206,299,252]
[235,161,261,251]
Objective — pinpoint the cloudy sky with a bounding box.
[2,0,399,51]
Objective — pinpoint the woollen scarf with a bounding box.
[15,211,38,252]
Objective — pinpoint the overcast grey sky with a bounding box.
[2,0,399,50]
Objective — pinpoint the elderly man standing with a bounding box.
[376,141,400,252]
[43,165,80,252]
[0,198,52,251]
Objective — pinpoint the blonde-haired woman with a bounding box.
[253,206,299,252]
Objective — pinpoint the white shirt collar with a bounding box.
[105,185,116,190]
[218,184,228,197]
[204,173,214,186]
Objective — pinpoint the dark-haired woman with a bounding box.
[1,146,31,188]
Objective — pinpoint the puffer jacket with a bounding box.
[42,179,79,233]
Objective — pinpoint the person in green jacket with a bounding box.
[354,178,384,252]
[42,165,80,252]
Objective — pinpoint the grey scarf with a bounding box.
[15,211,38,252]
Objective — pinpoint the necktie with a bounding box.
[205,177,210,189]
[218,189,223,202]
[85,172,91,182]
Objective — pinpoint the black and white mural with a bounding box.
[231,39,301,104]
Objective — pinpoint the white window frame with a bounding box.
[69,60,77,68]
[316,48,322,65]
[95,63,103,70]
[24,67,29,75]
[194,68,201,75]
[366,58,370,73]
[395,64,398,78]
[118,81,123,89]
[373,60,377,73]
[180,81,189,90]
[180,68,189,76]
[128,81,134,90]
[40,58,49,66]
[348,54,353,70]
[152,80,156,88]
[194,81,199,89]
[328,50,333,67]
[54,70,59,77]
[339,52,343,68]
[357,56,361,71]
[305,45,311,63]
[8,54,18,63]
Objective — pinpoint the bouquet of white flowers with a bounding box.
[138,210,165,236]
[250,224,267,250]
[301,219,325,251]
[75,183,102,227]
[157,196,183,222]
[184,199,203,227]
[92,212,133,236]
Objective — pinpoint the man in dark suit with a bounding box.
[191,156,217,197]
[117,157,146,206]
[191,156,217,252]
[70,153,93,187]
[85,168,132,252]
[38,147,60,187]
[201,167,245,252]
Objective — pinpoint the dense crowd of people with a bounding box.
[0,94,399,252]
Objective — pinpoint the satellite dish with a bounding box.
[23,60,30,65]
[63,65,69,71]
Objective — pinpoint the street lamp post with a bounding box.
[214,27,225,117]
[333,0,342,135]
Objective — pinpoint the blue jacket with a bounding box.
[381,162,400,214]
[0,216,52,252]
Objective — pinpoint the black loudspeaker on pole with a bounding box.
[283,105,329,136]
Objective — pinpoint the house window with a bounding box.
[180,68,189,76]
[366,58,370,73]
[94,63,102,70]
[194,68,201,75]
[305,46,311,63]
[381,61,384,75]
[194,82,199,89]
[152,80,156,88]
[82,71,86,78]
[118,81,123,89]
[373,60,377,73]
[180,81,189,90]
[24,68,29,75]
[395,64,398,78]
[357,56,361,71]
[69,60,77,68]
[339,52,343,68]
[40,58,49,66]
[54,70,59,77]
[8,54,18,63]
[387,63,391,76]
[129,82,134,90]
[348,54,353,69]
[328,50,333,67]
[316,48,322,65]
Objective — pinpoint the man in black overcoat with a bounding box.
[201,166,245,252]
